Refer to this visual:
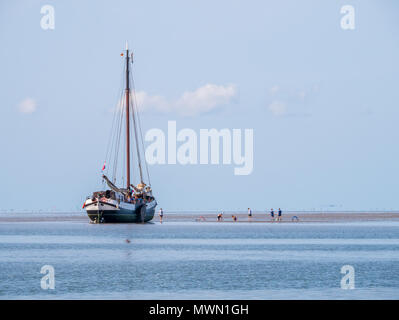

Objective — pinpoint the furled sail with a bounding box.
[102,175,124,194]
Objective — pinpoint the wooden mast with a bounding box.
[125,42,131,189]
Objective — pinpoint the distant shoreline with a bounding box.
[0,211,398,223]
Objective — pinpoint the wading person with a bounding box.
[278,208,282,222]
[232,215,237,222]
[270,208,274,222]
[248,208,252,221]
[159,208,164,223]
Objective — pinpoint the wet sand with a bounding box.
[0,211,398,223]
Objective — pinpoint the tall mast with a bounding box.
[125,42,131,189]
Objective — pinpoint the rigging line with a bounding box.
[104,64,124,166]
[103,106,117,179]
[127,93,134,185]
[104,61,125,179]
[129,93,136,185]
[113,67,126,183]
[117,98,125,179]
[112,60,127,184]
[128,74,144,184]
[103,107,116,172]
[110,91,120,181]
[129,91,144,184]
[108,104,117,179]
[108,90,123,179]
[131,76,151,186]
[113,94,124,184]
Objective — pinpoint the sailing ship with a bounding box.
[83,43,157,223]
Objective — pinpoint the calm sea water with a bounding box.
[0,215,399,299]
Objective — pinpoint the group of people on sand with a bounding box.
[217,208,283,222]
[217,213,237,222]
[158,207,283,223]
[268,208,283,222]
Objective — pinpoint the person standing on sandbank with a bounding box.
[270,208,274,221]
[159,208,164,223]
[278,208,282,222]
[248,208,252,221]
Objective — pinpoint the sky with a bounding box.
[0,0,398,212]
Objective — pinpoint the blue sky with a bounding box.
[0,0,398,212]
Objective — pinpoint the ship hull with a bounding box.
[85,199,156,223]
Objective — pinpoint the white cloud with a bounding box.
[135,84,237,116]
[18,98,37,114]
[268,100,287,116]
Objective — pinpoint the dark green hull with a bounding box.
[86,202,156,223]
